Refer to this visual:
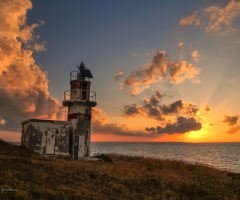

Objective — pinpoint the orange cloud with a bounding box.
[168,61,200,84]
[178,42,184,54]
[92,107,153,137]
[191,50,199,62]
[120,51,200,94]
[179,0,240,35]
[204,0,240,34]
[227,125,240,134]
[179,11,200,27]
[114,72,124,81]
[0,0,67,132]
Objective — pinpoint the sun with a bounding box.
[186,129,206,142]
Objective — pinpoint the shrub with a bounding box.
[94,153,113,163]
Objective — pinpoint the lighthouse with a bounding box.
[63,61,97,159]
[21,62,96,159]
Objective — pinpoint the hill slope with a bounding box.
[0,140,239,200]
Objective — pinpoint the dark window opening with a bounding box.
[82,82,87,100]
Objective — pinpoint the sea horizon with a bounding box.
[8,141,240,144]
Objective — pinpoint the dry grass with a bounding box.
[0,139,239,200]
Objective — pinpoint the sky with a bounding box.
[0,0,240,142]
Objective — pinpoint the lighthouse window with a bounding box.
[82,82,87,100]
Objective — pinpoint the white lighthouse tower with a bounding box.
[63,61,97,159]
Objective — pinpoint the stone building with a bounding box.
[21,62,97,159]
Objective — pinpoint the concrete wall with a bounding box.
[68,102,92,159]
[21,119,71,155]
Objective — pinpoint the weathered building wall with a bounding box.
[21,119,71,155]
[68,102,92,159]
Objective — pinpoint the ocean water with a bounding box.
[91,142,240,173]
[10,142,240,173]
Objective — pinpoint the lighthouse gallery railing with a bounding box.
[64,89,96,102]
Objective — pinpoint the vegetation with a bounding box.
[0,139,239,200]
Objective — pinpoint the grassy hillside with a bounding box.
[0,139,239,200]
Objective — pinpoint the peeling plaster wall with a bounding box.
[68,102,92,159]
[21,120,71,155]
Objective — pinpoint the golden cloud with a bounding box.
[179,0,240,35]
[179,11,200,27]
[0,0,67,132]
[120,51,200,95]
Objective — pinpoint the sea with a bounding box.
[10,142,240,173]
[91,142,240,173]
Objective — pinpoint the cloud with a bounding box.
[120,51,200,95]
[179,0,240,34]
[179,11,200,27]
[123,91,163,120]
[228,76,240,83]
[222,115,238,126]
[145,127,156,133]
[178,42,184,54]
[227,125,240,134]
[132,53,138,57]
[168,61,200,84]
[122,91,199,121]
[191,51,199,62]
[93,104,200,137]
[161,100,184,115]
[204,0,240,34]
[92,108,152,137]
[204,106,211,114]
[131,85,150,96]
[0,0,67,132]
[114,72,124,81]
[146,116,202,135]
[123,104,142,118]
[146,50,157,57]
[178,42,184,47]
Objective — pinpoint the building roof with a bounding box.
[21,119,71,125]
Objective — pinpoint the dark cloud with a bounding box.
[123,104,141,118]
[145,127,156,133]
[187,104,199,115]
[145,91,163,106]
[142,91,165,120]
[161,100,183,115]
[122,91,199,121]
[146,117,202,135]
[204,106,211,114]
[222,116,238,126]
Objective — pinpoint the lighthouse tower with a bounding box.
[63,61,97,159]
